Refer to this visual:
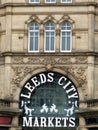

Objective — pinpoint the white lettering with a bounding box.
[25,82,35,92]
[31,76,40,87]
[69,118,75,127]
[68,92,78,99]
[40,117,47,127]
[47,72,54,82]
[66,85,76,93]
[33,117,39,127]
[63,81,71,89]
[21,92,31,99]
[39,73,46,84]
[58,76,67,86]
[62,117,68,127]
[23,117,32,127]
[48,117,54,127]
[55,117,61,127]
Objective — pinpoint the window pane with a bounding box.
[67,37,70,50]
[62,37,66,50]
[35,37,38,50]
[30,37,34,50]
[61,22,71,52]
[29,23,39,52]
[45,22,55,52]
[46,0,56,3]
[61,0,72,3]
[51,37,54,50]
[29,0,40,3]
[46,37,49,50]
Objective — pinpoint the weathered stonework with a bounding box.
[0,0,98,129]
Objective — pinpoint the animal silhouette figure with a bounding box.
[64,103,75,117]
[21,101,34,116]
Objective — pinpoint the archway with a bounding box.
[19,71,79,130]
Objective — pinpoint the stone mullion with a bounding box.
[40,24,44,52]
[56,24,60,52]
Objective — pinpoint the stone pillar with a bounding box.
[4,56,11,96]
[24,28,28,52]
[78,116,88,130]
[5,6,12,52]
[9,116,22,130]
[88,6,95,51]
[87,56,95,99]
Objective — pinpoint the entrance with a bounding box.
[19,71,79,130]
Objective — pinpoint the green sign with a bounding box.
[19,71,79,128]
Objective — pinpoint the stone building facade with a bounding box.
[0,0,98,130]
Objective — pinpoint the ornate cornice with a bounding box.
[0,2,97,9]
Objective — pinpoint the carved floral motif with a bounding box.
[12,56,88,64]
[11,55,87,96]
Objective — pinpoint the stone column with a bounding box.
[9,116,22,130]
[88,6,95,51]
[78,116,88,130]
[4,56,11,96]
[87,56,95,99]
[24,27,28,52]
[5,6,12,52]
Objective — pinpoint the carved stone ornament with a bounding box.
[11,55,88,95]
[11,65,87,95]
[12,56,88,65]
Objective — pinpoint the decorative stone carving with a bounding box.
[67,66,87,87]
[12,66,32,86]
[12,56,88,65]
[11,56,87,95]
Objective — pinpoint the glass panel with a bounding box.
[61,23,71,30]
[45,23,55,51]
[61,22,71,51]
[46,0,56,3]
[30,37,34,50]
[29,23,39,51]
[61,0,72,3]
[29,0,40,3]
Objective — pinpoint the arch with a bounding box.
[14,67,85,102]
[19,70,80,129]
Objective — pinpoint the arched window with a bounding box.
[28,23,39,52]
[60,22,72,52]
[44,22,55,52]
